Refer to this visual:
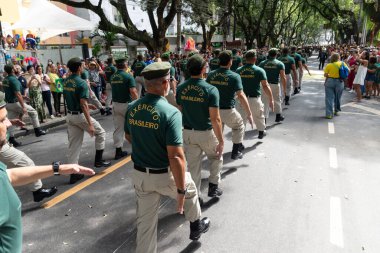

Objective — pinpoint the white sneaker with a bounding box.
[349,89,354,93]
[50,115,55,119]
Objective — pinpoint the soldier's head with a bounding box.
[291,46,297,53]
[219,50,233,68]
[115,58,127,70]
[244,50,257,64]
[4,64,14,75]
[0,92,12,149]
[282,48,289,55]
[141,62,171,96]
[232,48,238,55]
[67,57,83,74]
[107,57,114,65]
[213,49,220,57]
[268,48,279,58]
[137,55,143,61]
[161,52,170,62]
[187,54,207,76]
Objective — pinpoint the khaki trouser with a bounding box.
[183,129,223,196]
[89,88,103,109]
[286,74,293,98]
[66,113,106,164]
[237,96,266,131]
[219,108,244,144]
[112,102,128,148]
[105,82,112,109]
[131,169,201,253]
[268,83,282,114]
[6,102,40,137]
[0,142,42,191]
[299,69,304,89]
[135,76,145,98]
[165,90,177,107]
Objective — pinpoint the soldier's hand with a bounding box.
[10,119,26,127]
[59,164,95,176]
[88,104,97,110]
[215,142,224,160]
[247,114,254,129]
[88,125,95,137]
[22,107,27,115]
[177,194,185,214]
[269,100,274,112]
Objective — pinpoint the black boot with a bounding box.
[34,127,46,137]
[293,88,299,95]
[258,130,267,139]
[238,143,245,152]
[8,137,22,147]
[275,114,285,123]
[115,147,128,160]
[105,108,112,116]
[69,174,84,184]
[33,187,58,202]
[94,149,111,167]
[100,108,106,115]
[189,217,210,240]
[231,143,243,160]
[285,96,290,105]
[208,183,223,197]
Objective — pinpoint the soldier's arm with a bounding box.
[209,107,224,158]
[167,145,186,214]
[125,133,132,143]
[291,64,298,83]
[236,90,252,117]
[298,60,303,71]
[15,92,26,114]
[7,164,94,187]
[280,70,287,95]
[80,98,95,137]
[261,80,274,104]
[130,88,138,101]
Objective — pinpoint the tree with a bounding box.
[183,0,232,52]
[52,0,179,52]
[90,27,119,54]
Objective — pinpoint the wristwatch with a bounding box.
[52,161,60,176]
[177,188,187,195]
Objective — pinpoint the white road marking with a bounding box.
[339,111,380,117]
[330,196,344,248]
[328,122,335,134]
[329,147,338,169]
[343,103,380,116]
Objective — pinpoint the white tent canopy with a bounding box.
[11,0,95,41]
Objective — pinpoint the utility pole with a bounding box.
[176,0,182,54]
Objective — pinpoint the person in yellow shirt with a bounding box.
[47,64,62,116]
[323,53,348,119]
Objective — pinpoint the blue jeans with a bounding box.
[325,78,344,116]
[91,86,101,101]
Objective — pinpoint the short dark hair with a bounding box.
[4,64,14,75]
[67,58,82,73]
[268,49,278,58]
[244,50,256,61]
[219,50,232,66]
[282,48,289,55]
[116,59,127,69]
[137,55,143,61]
[107,57,114,64]
[369,56,377,64]
[187,55,206,76]
[291,46,297,52]
[26,65,34,71]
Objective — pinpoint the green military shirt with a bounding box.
[180,59,190,80]
[301,58,306,64]
[257,55,267,65]
[81,69,90,80]
[125,94,182,169]
[104,64,117,82]
[0,162,22,253]
[132,61,146,77]
[259,58,285,85]
[176,78,219,130]
[278,55,296,75]
[170,66,176,80]
[375,63,380,84]
[63,74,89,112]
[111,70,136,103]
[236,64,267,97]
[231,55,242,72]
[2,75,21,103]
[209,58,220,71]
[291,52,302,69]
[206,68,243,108]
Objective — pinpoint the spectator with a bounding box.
[36,66,54,119]
[25,65,46,123]
[88,61,102,101]
[47,64,62,116]
[353,51,369,102]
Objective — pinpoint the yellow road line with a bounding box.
[42,156,132,209]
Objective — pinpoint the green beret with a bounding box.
[161,52,170,60]
[67,57,82,68]
[187,54,205,71]
[115,58,127,65]
[141,62,171,80]
[188,51,198,58]
[0,91,6,108]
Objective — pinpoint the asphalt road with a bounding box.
[14,56,380,253]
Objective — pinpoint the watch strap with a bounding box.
[52,161,60,176]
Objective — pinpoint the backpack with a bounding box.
[334,61,349,80]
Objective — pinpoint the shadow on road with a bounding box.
[179,241,202,253]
